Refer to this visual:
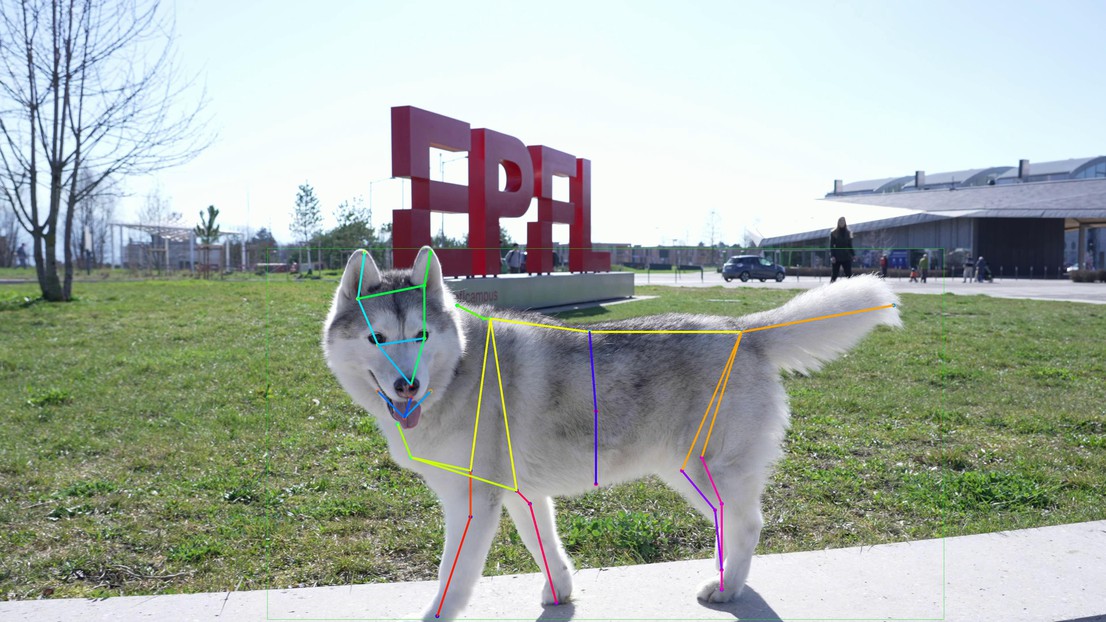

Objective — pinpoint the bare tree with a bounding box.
[0,0,210,301]
[70,169,116,268]
[137,187,180,273]
[1,194,20,266]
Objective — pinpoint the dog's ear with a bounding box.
[410,246,444,295]
[339,249,382,301]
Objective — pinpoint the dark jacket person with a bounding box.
[830,217,854,283]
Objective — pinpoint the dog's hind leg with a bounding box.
[662,464,767,604]
[696,471,768,603]
[421,480,503,622]
[503,493,574,606]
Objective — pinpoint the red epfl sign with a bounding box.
[391,106,611,277]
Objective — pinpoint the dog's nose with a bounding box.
[394,377,420,399]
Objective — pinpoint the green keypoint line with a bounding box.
[357,284,422,301]
[455,303,488,320]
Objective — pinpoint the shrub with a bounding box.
[1069,270,1102,283]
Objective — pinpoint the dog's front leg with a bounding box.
[503,492,574,606]
[421,479,503,621]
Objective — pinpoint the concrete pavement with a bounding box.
[3,520,1103,621]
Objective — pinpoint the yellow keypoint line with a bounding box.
[701,333,742,457]
[395,423,468,472]
[682,335,742,469]
[396,422,517,491]
[469,320,493,472]
[471,303,894,336]
[490,316,588,333]
[490,322,520,492]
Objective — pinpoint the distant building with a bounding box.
[763,157,1106,275]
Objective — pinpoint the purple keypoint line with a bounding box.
[679,469,716,510]
[588,331,599,485]
[701,456,726,588]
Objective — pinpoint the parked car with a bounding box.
[722,255,786,283]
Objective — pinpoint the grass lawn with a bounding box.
[1,278,1104,600]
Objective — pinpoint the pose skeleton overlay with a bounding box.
[323,247,900,620]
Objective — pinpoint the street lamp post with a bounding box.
[438,153,467,241]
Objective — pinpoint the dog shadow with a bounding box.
[698,587,784,621]
[535,601,576,621]
[530,587,782,622]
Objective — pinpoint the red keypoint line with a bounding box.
[516,490,559,605]
[436,472,475,619]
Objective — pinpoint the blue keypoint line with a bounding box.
[376,389,433,417]
[588,331,599,485]
[358,297,413,386]
[377,336,427,347]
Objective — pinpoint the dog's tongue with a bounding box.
[389,400,422,429]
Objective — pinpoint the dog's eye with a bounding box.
[416,330,430,341]
[368,332,387,344]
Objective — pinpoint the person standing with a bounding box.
[918,253,929,283]
[504,243,524,274]
[879,253,888,279]
[16,243,28,268]
[963,258,975,283]
[829,217,854,283]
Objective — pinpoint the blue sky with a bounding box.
[128,0,1106,246]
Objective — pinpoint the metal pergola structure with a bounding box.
[108,222,245,272]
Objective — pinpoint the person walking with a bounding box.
[829,217,854,283]
[976,256,988,283]
[918,253,929,284]
[16,243,29,268]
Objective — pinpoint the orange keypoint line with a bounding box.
[682,335,742,470]
[702,333,742,457]
[742,304,895,334]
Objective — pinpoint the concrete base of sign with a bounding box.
[445,271,634,310]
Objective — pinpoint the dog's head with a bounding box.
[323,246,464,430]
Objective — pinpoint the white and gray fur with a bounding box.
[323,246,901,621]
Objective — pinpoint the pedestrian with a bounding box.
[909,266,919,282]
[16,242,28,268]
[918,253,929,283]
[829,217,854,283]
[504,243,524,274]
[879,254,888,279]
[963,258,974,283]
[975,256,988,283]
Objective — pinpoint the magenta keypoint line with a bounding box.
[515,490,559,605]
[700,456,722,501]
[588,330,599,486]
[701,457,726,586]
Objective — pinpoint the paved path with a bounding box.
[634,272,1106,304]
[3,520,1103,621]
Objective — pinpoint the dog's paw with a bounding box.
[696,578,743,604]
[541,563,573,605]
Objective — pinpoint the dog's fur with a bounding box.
[323,247,901,620]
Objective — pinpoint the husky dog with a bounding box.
[323,247,900,620]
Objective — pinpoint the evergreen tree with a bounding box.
[290,183,322,269]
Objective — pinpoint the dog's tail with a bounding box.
[739,275,901,374]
